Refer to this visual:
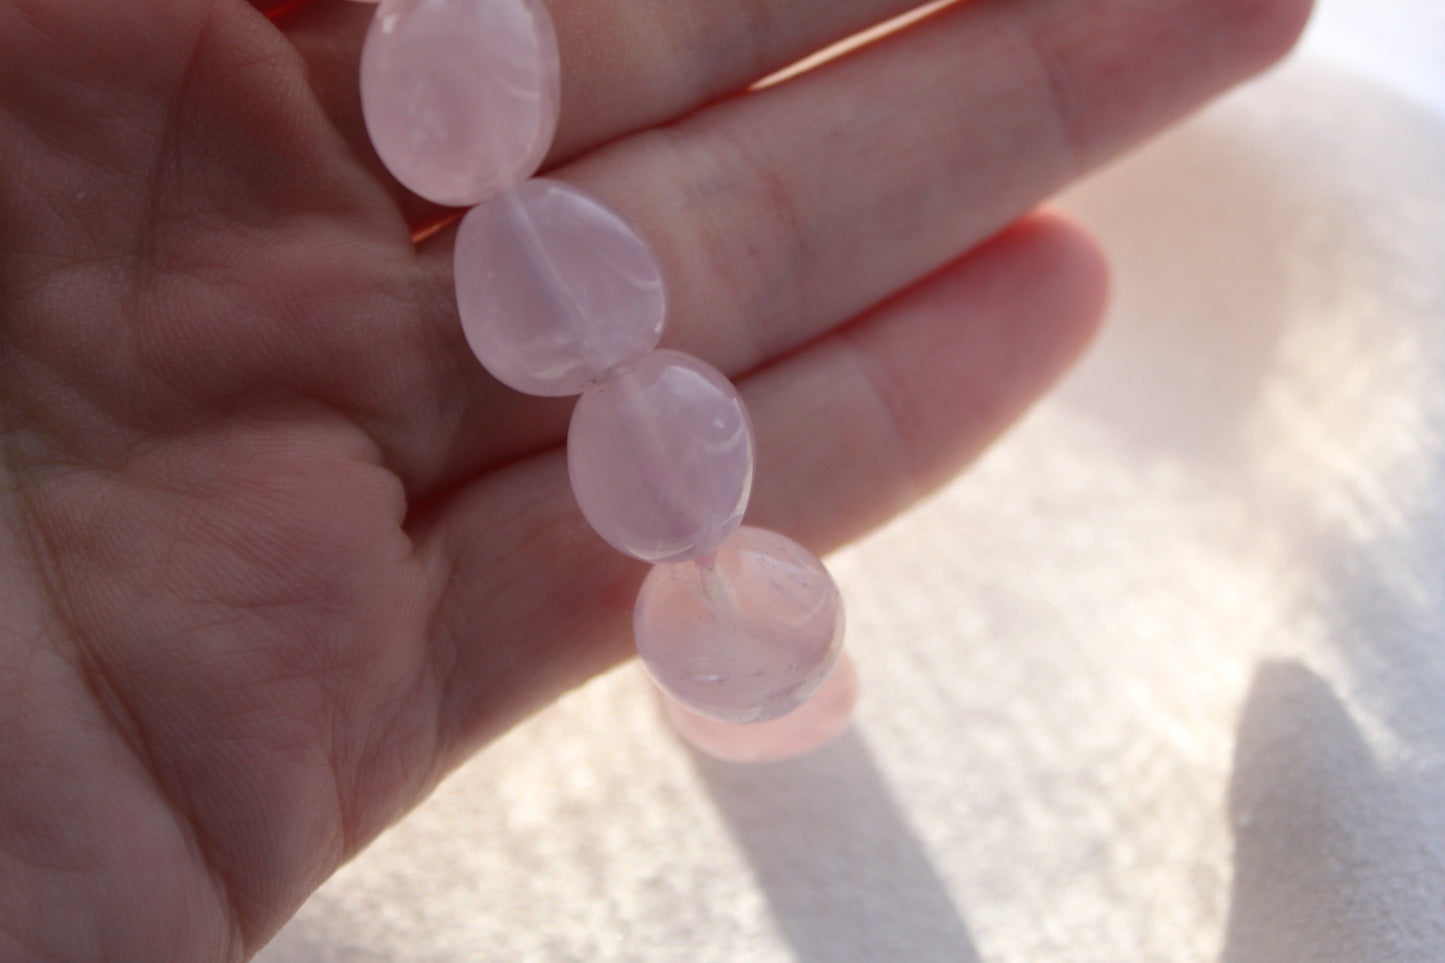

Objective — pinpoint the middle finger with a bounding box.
[369,0,1307,497]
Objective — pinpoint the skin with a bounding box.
[0,0,1311,959]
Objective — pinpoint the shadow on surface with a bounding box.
[1222,660,1444,963]
[1061,62,1445,468]
[1057,103,1295,462]
[695,728,981,963]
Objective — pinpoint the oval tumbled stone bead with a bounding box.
[568,351,754,564]
[455,180,667,397]
[360,0,560,206]
[637,527,847,725]
[662,652,859,760]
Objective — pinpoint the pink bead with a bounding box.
[634,527,846,723]
[662,652,859,763]
[455,180,666,396]
[569,351,754,563]
[360,0,560,206]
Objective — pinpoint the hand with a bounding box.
[0,0,1311,958]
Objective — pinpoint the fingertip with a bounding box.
[1008,209,1112,365]
[1223,0,1317,76]
[943,210,1111,398]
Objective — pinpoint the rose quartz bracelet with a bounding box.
[359,0,856,761]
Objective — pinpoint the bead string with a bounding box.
[359,0,855,761]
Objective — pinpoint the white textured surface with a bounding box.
[257,8,1445,962]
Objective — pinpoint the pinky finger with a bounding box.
[743,210,1110,552]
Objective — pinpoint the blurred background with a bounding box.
[258,1,1445,960]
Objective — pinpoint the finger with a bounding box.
[743,212,1108,547]
[412,212,1107,761]
[365,0,1309,497]
[252,0,314,15]
[271,0,942,226]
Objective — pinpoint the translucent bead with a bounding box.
[661,652,859,763]
[634,527,846,723]
[360,0,560,206]
[455,180,667,397]
[569,351,753,563]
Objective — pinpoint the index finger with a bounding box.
[265,0,949,223]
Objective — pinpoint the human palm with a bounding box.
[0,0,1310,959]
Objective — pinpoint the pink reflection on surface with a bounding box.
[662,652,859,763]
